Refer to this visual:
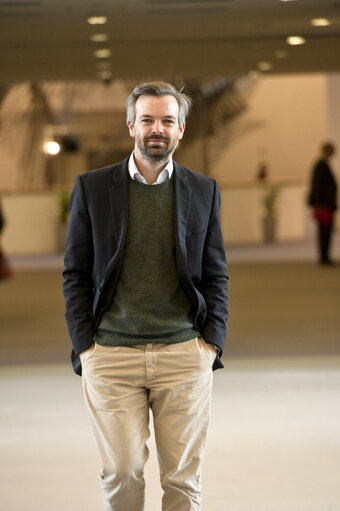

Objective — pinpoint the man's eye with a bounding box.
[141,119,151,123]
[164,120,174,125]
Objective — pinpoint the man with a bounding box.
[308,142,338,266]
[63,82,228,511]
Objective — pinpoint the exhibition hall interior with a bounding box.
[1,1,340,510]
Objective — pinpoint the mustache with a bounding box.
[145,135,168,143]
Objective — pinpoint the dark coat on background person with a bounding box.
[63,157,229,376]
[308,158,337,210]
[0,198,4,233]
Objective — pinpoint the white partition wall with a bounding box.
[219,183,308,244]
[212,74,330,183]
[2,192,61,255]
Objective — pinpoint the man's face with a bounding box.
[128,95,185,164]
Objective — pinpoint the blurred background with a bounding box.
[1,1,340,510]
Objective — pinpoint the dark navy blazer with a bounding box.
[63,157,229,375]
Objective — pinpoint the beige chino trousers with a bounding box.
[81,337,215,511]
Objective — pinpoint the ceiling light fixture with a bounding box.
[311,18,331,27]
[93,48,111,58]
[257,61,274,71]
[44,141,61,155]
[87,16,107,25]
[286,36,306,45]
[90,34,109,42]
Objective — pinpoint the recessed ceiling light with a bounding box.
[257,61,274,71]
[90,33,109,42]
[311,18,331,27]
[93,48,111,58]
[44,141,60,155]
[286,36,306,45]
[280,0,296,2]
[87,16,107,25]
[275,50,289,59]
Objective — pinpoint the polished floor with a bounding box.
[1,235,340,510]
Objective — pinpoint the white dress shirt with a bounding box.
[128,152,173,185]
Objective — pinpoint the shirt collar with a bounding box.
[128,152,173,185]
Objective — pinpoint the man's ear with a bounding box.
[128,121,135,138]
[178,122,186,140]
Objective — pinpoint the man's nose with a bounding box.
[151,120,164,133]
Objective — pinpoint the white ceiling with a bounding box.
[1,0,340,84]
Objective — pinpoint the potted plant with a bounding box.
[261,186,279,243]
[57,190,70,251]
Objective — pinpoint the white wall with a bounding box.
[212,74,329,182]
[220,183,307,244]
[327,74,340,230]
[2,192,61,255]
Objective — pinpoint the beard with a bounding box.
[136,134,178,163]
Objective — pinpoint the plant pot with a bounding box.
[262,214,276,243]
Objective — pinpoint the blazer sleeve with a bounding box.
[62,175,95,375]
[200,180,229,359]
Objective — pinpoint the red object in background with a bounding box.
[0,245,12,280]
[313,207,333,226]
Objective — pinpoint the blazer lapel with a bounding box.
[174,162,191,254]
[108,159,129,248]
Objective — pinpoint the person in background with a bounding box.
[63,82,229,511]
[0,196,12,280]
[0,197,4,235]
[308,142,338,266]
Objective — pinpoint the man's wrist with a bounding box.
[208,343,220,356]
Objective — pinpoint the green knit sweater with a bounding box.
[94,176,199,346]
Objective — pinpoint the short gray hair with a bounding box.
[126,82,192,127]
